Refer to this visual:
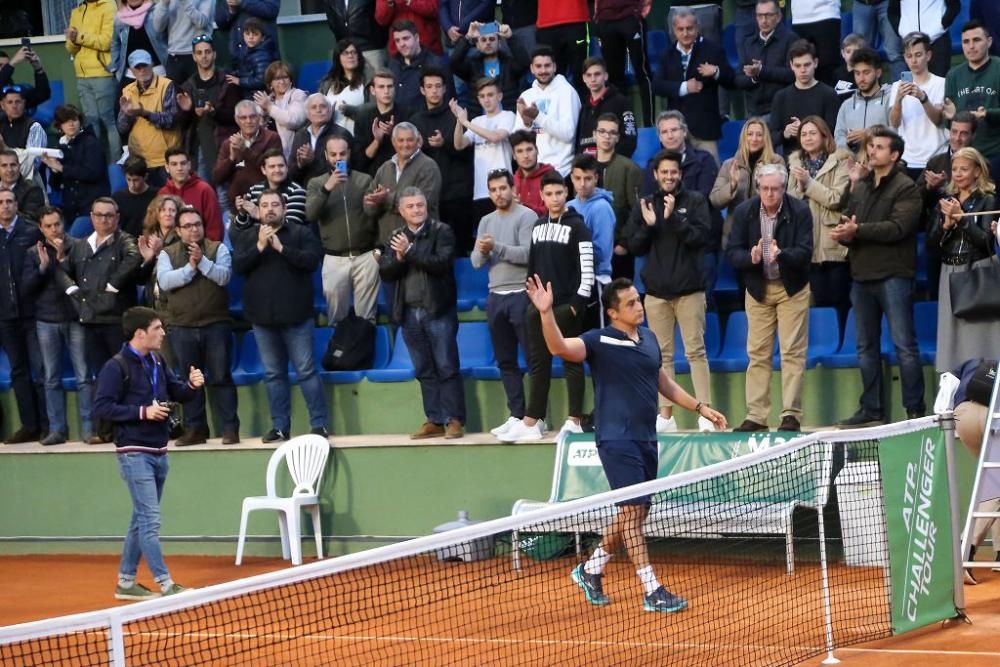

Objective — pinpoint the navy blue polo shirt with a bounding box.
[581,325,662,442]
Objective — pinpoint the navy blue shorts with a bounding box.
[597,439,658,506]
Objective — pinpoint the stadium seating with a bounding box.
[296,60,328,94]
[365,329,416,382]
[916,233,929,290]
[816,310,893,368]
[950,2,970,54]
[722,25,741,71]
[309,324,391,383]
[29,79,63,128]
[709,310,749,372]
[772,307,841,370]
[227,272,244,318]
[312,270,326,316]
[719,120,744,163]
[108,164,127,194]
[232,331,264,385]
[841,13,853,40]
[673,312,722,374]
[713,256,741,301]
[646,30,668,76]
[631,127,660,169]
[0,350,11,391]
[454,257,488,311]
[68,216,93,239]
[457,321,493,377]
[914,301,938,365]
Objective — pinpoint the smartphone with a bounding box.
[21,37,31,49]
[900,71,913,83]
[194,88,207,108]
[479,22,500,36]
[335,160,348,175]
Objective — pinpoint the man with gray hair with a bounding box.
[288,93,353,185]
[725,162,813,432]
[212,99,282,214]
[364,122,442,245]
[378,186,465,439]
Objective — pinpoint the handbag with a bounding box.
[949,254,1000,320]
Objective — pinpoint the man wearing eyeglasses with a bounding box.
[733,0,798,119]
[117,50,181,187]
[211,99,282,215]
[56,197,143,444]
[151,0,213,85]
[156,206,238,446]
[592,114,641,281]
[449,21,531,116]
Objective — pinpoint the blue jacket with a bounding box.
[93,344,197,452]
[0,217,41,321]
[109,13,169,80]
[440,0,495,36]
[568,188,616,278]
[641,145,723,249]
[231,36,279,95]
[214,0,280,59]
[653,37,734,141]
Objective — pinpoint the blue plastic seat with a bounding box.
[722,24,741,71]
[296,60,329,94]
[30,80,64,128]
[841,12,853,40]
[913,301,938,365]
[60,346,79,390]
[312,269,326,315]
[108,164,127,194]
[916,232,929,290]
[633,255,647,294]
[672,312,722,374]
[68,216,93,239]
[228,272,244,318]
[950,3,970,54]
[713,256,740,301]
[471,344,527,381]
[454,257,488,311]
[719,120,744,163]
[0,350,10,391]
[646,30,668,76]
[457,322,494,377]
[365,330,416,382]
[771,307,840,370]
[817,310,893,368]
[709,311,749,372]
[631,126,661,169]
[232,331,264,385]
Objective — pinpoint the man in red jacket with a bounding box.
[159,147,223,241]
[536,0,591,91]
[511,129,556,216]
[375,0,444,56]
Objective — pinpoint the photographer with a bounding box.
[93,306,203,601]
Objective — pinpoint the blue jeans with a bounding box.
[402,307,466,424]
[77,76,121,160]
[254,320,328,432]
[852,0,904,78]
[36,320,93,437]
[168,324,239,433]
[117,452,170,582]
[851,277,925,416]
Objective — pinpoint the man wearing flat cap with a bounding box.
[117,49,181,188]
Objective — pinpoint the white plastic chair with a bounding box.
[235,435,330,566]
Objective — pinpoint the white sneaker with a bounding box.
[490,416,521,437]
[499,419,544,443]
[656,415,677,433]
[697,416,716,432]
[559,419,583,436]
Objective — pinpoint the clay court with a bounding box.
[2,552,998,666]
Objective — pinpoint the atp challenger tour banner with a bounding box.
[877,426,958,634]
[556,431,796,503]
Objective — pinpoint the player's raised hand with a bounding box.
[525,274,554,313]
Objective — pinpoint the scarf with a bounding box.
[117,2,153,30]
[804,153,827,179]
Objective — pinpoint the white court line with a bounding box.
[66,628,998,659]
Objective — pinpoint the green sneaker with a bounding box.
[114,583,161,601]
[161,583,189,596]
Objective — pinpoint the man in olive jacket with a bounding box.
[831,124,924,427]
[306,135,380,325]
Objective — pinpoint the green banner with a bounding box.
[878,427,958,634]
[555,431,799,503]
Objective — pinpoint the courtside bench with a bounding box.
[511,433,832,574]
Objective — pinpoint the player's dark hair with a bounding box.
[540,171,566,190]
[602,278,635,313]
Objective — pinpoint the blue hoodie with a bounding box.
[568,188,616,278]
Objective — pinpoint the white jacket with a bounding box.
[513,74,582,176]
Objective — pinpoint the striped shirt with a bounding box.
[759,203,781,280]
[239,180,309,226]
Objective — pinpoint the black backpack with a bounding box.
[322,311,375,371]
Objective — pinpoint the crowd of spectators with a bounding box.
[0,0,999,445]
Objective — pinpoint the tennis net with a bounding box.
[1,430,906,666]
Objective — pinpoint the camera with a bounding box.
[159,401,185,439]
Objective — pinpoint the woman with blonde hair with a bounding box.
[254,61,308,162]
[787,115,853,323]
[710,117,784,245]
[137,194,183,311]
[929,146,1000,371]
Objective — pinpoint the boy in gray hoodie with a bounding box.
[835,47,892,152]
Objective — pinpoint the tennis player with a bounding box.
[525,274,727,613]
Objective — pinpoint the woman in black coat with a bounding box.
[41,105,110,226]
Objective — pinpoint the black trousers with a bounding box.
[595,16,655,127]
[524,303,585,421]
[535,22,590,92]
[168,323,240,434]
[85,322,126,439]
[928,33,951,78]
[810,261,852,329]
[0,318,46,433]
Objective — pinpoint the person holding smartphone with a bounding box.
[888,32,947,181]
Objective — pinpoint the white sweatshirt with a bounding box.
[512,74,582,176]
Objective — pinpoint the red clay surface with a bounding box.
[1,554,998,666]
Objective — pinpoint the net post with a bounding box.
[109,611,126,667]
[939,413,968,615]
[816,444,840,665]
[512,528,521,571]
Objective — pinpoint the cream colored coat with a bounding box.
[787,149,852,263]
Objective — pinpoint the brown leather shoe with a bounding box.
[221,431,241,445]
[174,429,208,447]
[410,422,445,439]
[3,428,41,444]
[444,419,464,439]
[86,435,107,445]
[778,416,801,432]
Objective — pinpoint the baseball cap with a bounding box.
[127,50,153,68]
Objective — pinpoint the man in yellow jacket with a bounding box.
[66,0,120,160]
[117,50,180,187]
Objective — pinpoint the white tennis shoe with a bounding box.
[490,416,521,437]
[656,415,677,433]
